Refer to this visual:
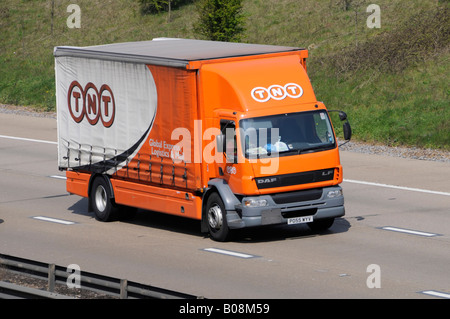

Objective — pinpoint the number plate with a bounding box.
[288,216,313,225]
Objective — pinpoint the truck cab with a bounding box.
[199,54,351,241]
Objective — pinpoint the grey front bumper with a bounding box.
[226,186,345,229]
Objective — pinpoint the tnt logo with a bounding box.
[68,81,115,127]
[251,83,303,103]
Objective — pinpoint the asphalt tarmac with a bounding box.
[0,111,449,299]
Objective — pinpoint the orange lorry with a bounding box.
[54,38,351,241]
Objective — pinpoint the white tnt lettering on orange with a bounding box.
[251,83,303,102]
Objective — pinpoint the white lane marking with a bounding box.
[50,175,67,180]
[33,216,75,225]
[203,248,258,259]
[0,134,57,145]
[3,134,448,197]
[420,290,450,299]
[381,226,439,237]
[344,179,450,197]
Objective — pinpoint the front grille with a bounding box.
[272,188,323,204]
[255,168,335,189]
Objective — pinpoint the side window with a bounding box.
[220,120,237,163]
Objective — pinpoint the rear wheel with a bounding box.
[90,177,119,222]
[206,193,230,242]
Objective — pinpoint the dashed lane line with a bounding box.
[49,175,67,180]
[202,248,259,259]
[380,226,440,237]
[0,134,57,145]
[420,290,450,299]
[32,216,76,225]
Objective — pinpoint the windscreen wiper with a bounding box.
[297,144,334,154]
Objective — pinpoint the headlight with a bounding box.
[327,189,343,198]
[243,199,268,207]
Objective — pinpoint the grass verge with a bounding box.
[0,0,448,149]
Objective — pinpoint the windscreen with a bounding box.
[239,110,336,159]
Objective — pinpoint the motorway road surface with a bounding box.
[0,111,449,299]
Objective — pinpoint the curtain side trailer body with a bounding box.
[54,39,351,241]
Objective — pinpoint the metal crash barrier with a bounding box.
[0,253,203,299]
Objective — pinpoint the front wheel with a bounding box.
[307,218,335,232]
[206,193,230,242]
[90,176,119,222]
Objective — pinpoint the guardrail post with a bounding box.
[120,279,128,299]
[48,264,56,292]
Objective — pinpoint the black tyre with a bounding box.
[307,218,335,232]
[206,193,230,242]
[90,177,119,222]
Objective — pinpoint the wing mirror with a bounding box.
[343,121,352,141]
[329,110,352,144]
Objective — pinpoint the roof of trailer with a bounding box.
[54,38,305,69]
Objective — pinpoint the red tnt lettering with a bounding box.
[102,95,110,117]
[73,92,81,112]
[100,85,115,127]
[87,94,97,114]
[67,81,115,127]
